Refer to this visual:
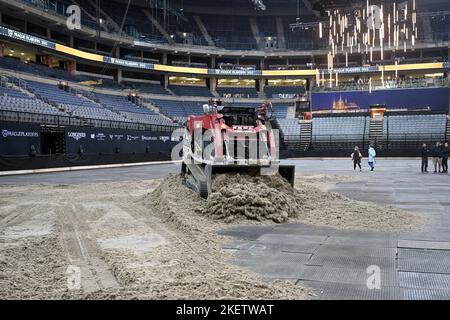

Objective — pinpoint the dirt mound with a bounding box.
[203,174,300,223]
[147,173,423,232]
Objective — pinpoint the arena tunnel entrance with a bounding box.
[40,126,66,155]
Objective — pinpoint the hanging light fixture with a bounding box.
[319,0,417,71]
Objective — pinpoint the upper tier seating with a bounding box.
[217,86,258,98]
[121,81,170,95]
[169,85,212,97]
[0,57,90,82]
[265,86,306,98]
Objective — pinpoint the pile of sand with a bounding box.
[147,173,423,232]
[203,174,301,223]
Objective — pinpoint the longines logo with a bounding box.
[159,136,170,142]
[127,135,139,141]
[68,132,86,141]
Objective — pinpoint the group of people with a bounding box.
[351,145,377,172]
[421,142,449,173]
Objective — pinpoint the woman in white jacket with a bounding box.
[368,145,377,171]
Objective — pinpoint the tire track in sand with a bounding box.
[56,202,120,293]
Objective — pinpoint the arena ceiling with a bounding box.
[108,0,450,16]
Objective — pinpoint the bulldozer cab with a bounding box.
[220,106,257,127]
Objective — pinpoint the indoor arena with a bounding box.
[1,0,450,303]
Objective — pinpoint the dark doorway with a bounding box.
[40,126,66,155]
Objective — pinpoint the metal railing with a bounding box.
[312,78,450,92]
[282,132,447,151]
[0,109,179,132]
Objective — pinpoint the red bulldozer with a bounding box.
[181,99,295,198]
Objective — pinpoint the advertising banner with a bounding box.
[0,122,40,155]
[311,87,450,113]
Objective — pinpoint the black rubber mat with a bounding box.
[314,244,397,258]
[398,240,450,250]
[298,265,399,286]
[303,281,402,300]
[306,255,396,269]
[257,233,328,245]
[398,248,450,274]
[325,235,398,248]
[232,251,310,279]
[270,223,336,236]
[218,225,275,240]
[399,271,450,290]
[402,288,450,300]
[223,238,321,254]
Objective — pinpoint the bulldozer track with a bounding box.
[56,203,120,293]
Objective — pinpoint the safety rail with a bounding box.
[282,132,447,151]
[312,78,450,92]
[0,109,179,132]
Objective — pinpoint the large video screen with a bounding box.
[312,87,450,113]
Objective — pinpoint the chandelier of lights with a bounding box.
[316,0,418,89]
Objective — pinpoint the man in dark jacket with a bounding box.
[442,142,449,174]
[421,143,429,173]
[431,142,443,173]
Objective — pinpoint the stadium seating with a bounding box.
[217,86,259,98]
[312,116,370,141]
[265,86,306,98]
[88,92,174,125]
[0,83,66,115]
[0,57,90,82]
[277,118,302,142]
[169,85,212,97]
[121,81,170,95]
[384,114,447,140]
[149,98,204,121]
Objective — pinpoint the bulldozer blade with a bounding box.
[278,165,295,187]
[208,164,296,187]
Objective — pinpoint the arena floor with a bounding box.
[1,159,450,299]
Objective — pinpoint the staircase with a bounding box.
[446,117,450,142]
[369,119,384,145]
[2,75,34,98]
[299,120,312,151]
[5,75,64,113]
[140,98,176,123]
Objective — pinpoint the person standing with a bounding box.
[442,142,449,174]
[368,144,377,171]
[352,146,363,171]
[421,143,429,173]
[431,142,443,173]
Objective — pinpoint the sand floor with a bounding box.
[0,173,422,299]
